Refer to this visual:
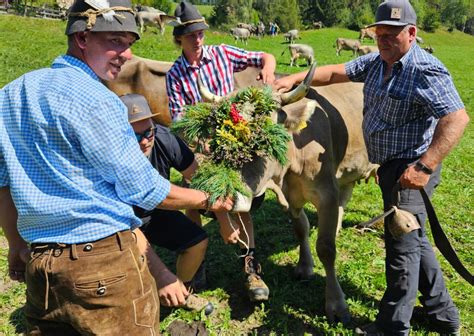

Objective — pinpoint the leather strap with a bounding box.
[419,188,473,285]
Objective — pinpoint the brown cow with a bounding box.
[335,38,361,57]
[357,45,379,56]
[106,58,376,324]
[196,64,377,324]
[358,27,376,42]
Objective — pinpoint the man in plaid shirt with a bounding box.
[275,1,468,335]
[166,1,276,302]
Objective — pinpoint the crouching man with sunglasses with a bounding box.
[120,94,213,315]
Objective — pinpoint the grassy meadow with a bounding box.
[0,14,473,335]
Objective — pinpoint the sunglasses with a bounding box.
[135,126,156,142]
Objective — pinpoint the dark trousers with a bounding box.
[25,230,160,335]
[375,158,459,335]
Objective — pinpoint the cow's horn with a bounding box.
[197,75,224,103]
[280,61,317,106]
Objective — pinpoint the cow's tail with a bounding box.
[281,47,287,56]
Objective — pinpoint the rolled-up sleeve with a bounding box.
[74,99,170,210]
[416,66,464,119]
[223,44,264,72]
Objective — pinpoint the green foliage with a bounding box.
[210,0,300,31]
[190,161,251,203]
[150,0,172,13]
[421,6,441,32]
[173,86,290,201]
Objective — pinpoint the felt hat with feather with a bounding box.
[173,1,209,36]
[66,0,139,40]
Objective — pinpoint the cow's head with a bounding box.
[189,63,318,212]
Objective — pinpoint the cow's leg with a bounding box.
[285,176,314,279]
[314,182,350,325]
[290,208,315,279]
[336,183,354,235]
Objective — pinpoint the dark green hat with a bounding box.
[66,0,139,40]
[173,1,209,36]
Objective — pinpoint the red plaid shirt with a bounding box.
[166,44,264,121]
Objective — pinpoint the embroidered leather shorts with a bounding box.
[25,230,160,335]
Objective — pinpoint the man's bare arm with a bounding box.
[0,187,28,282]
[400,108,469,189]
[274,63,349,92]
[158,184,233,211]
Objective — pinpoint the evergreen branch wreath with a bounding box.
[172,86,291,202]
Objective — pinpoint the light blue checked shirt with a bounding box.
[345,43,464,164]
[0,55,170,244]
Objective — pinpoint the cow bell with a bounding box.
[388,206,421,240]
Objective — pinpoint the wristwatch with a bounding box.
[415,161,433,175]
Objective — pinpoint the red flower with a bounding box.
[229,104,244,124]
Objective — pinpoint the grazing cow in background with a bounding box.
[284,29,300,44]
[230,27,251,44]
[416,36,424,44]
[237,22,256,35]
[357,45,379,56]
[312,21,323,29]
[135,10,177,35]
[358,27,376,42]
[281,44,314,66]
[335,38,361,57]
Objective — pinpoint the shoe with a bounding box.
[354,322,385,335]
[188,261,208,293]
[180,294,214,315]
[243,255,269,302]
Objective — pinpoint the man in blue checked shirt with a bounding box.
[0,0,232,334]
[275,1,468,335]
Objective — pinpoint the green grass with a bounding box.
[0,14,473,335]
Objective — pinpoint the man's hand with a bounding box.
[158,279,189,307]
[274,75,298,93]
[215,212,240,244]
[399,164,430,189]
[257,70,275,85]
[8,244,29,283]
[208,197,233,212]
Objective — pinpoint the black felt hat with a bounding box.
[173,1,209,36]
[66,0,139,40]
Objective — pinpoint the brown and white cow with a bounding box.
[281,44,314,67]
[357,45,379,56]
[197,64,376,324]
[106,58,376,324]
[135,10,177,35]
[335,38,361,57]
[358,27,376,42]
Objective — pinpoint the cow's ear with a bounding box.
[278,99,316,133]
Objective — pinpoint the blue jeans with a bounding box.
[375,158,459,335]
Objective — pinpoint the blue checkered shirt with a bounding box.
[345,44,464,164]
[0,55,170,244]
